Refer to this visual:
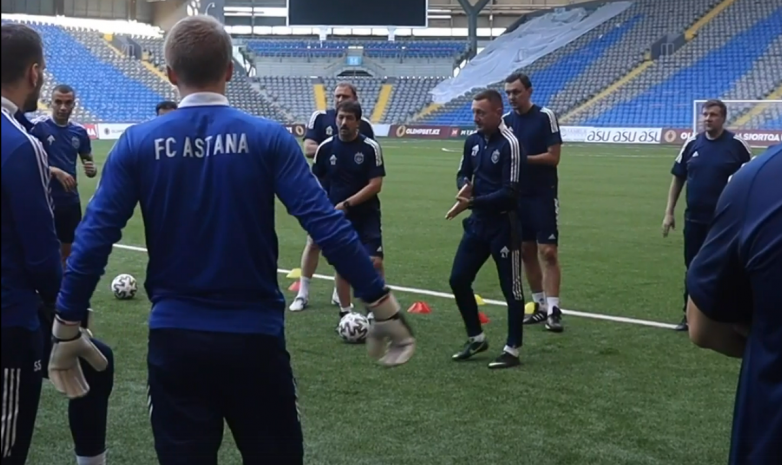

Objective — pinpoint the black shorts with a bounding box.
[147,329,303,465]
[1,326,44,464]
[54,202,83,244]
[348,212,383,258]
[520,192,559,246]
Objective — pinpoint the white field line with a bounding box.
[112,243,677,330]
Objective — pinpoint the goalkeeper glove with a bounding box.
[364,290,416,367]
[48,315,108,399]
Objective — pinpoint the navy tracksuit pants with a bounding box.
[147,328,303,465]
[449,214,525,348]
[683,220,711,313]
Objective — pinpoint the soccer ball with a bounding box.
[111,274,138,300]
[337,312,370,343]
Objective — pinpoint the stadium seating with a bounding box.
[132,35,292,122]
[9,21,170,122]
[418,0,723,126]
[246,39,466,60]
[580,2,782,128]
[254,76,317,121]
[6,0,780,130]
[322,77,382,118]
[254,76,390,124]
[719,33,782,131]
[385,77,448,123]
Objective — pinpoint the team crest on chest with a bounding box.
[329,154,337,165]
[471,145,479,157]
[326,126,333,136]
[354,152,364,164]
[71,136,80,150]
[491,149,500,164]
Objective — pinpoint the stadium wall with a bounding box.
[1,0,153,22]
[86,123,782,148]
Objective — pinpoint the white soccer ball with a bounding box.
[111,273,138,300]
[337,312,370,343]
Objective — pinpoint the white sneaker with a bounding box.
[289,296,308,312]
[331,290,354,308]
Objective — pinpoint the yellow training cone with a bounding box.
[286,268,302,279]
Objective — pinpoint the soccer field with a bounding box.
[29,139,743,465]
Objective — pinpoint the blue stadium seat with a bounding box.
[419,16,642,126]
[586,7,782,128]
[30,23,166,122]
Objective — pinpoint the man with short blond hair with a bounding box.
[52,15,415,465]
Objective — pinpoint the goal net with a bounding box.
[692,99,782,148]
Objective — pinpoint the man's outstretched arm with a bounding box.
[56,132,139,323]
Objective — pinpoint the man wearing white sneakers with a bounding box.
[289,82,375,312]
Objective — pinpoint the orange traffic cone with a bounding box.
[407,301,432,314]
[478,312,490,324]
[288,281,300,292]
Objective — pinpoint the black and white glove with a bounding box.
[364,291,416,367]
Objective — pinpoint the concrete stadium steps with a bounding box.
[683,0,739,40]
[371,81,394,123]
[313,81,327,112]
[575,0,782,128]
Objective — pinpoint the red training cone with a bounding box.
[407,301,432,314]
[288,281,300,292]
[478,312,490,324]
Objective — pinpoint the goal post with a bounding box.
[692,99,782,148]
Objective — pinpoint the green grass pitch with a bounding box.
[28,139,746,465]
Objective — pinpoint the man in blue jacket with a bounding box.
[1,22,64,464]
[447,89,525,370]
[687,143,781,465]
[49,15,415,465]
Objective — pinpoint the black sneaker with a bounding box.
[452,339,489,361]
[488,351,521,369]
[674,315,688,332]
[545,306,564,333]
[523,302,547,325]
